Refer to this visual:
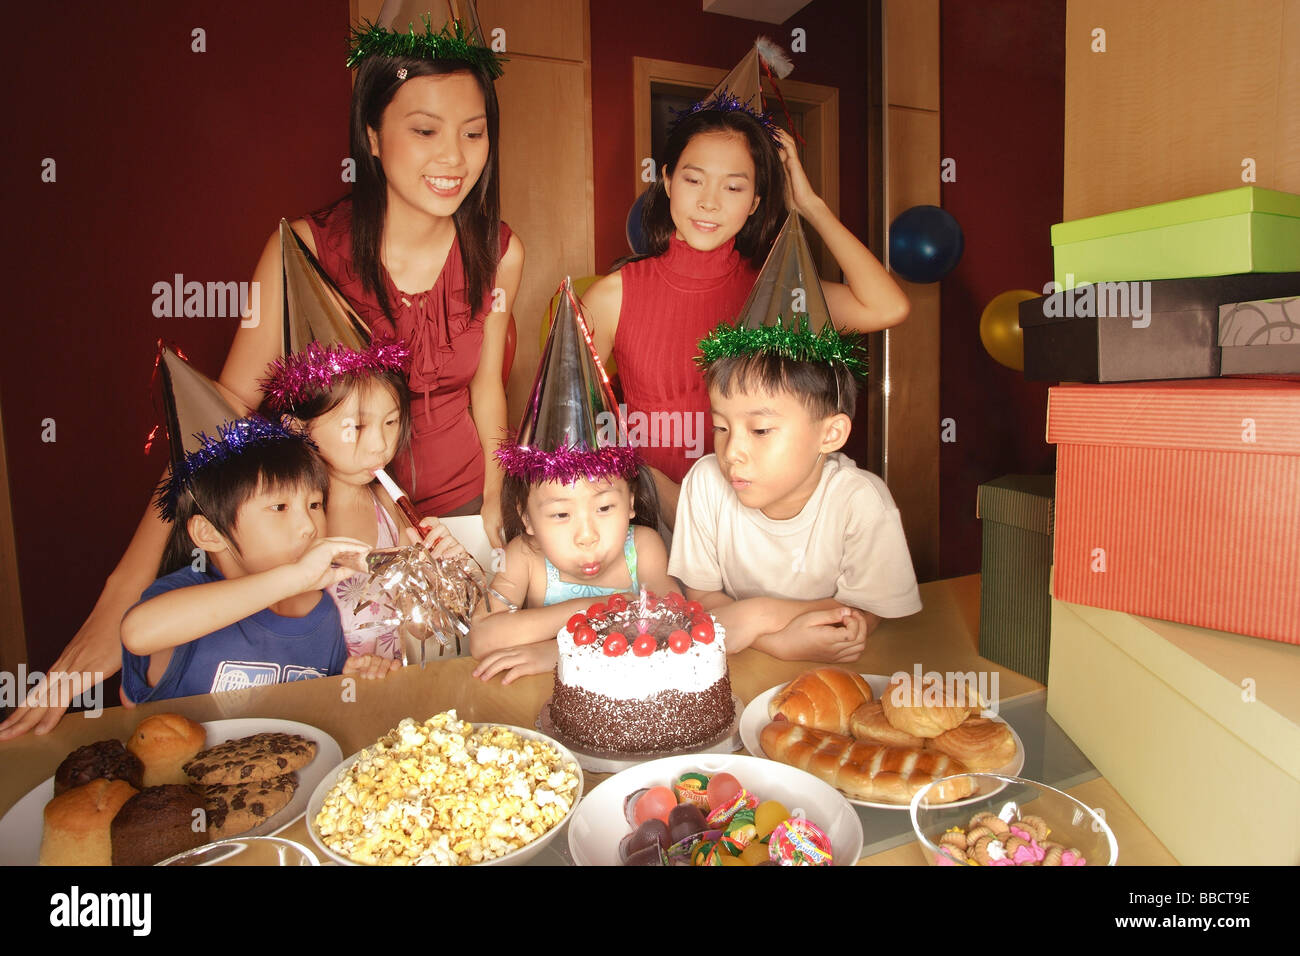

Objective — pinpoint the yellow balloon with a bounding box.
[979,289,1036,371]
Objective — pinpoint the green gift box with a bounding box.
[977,475,1055,684]
[1051,187,1300,289]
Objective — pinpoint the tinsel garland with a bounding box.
[670,90,781,140]
[494,442,640,486]
[346,16,506,78]
[696,315,868,378]
[155,417,315,522]
[260,338,411,411]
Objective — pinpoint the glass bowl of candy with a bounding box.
[910,773,1118,866]
[567,753,863,866]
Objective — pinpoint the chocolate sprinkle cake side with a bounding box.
[549,673,734,753]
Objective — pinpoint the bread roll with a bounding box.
[768,667,874,735]
[127,713,206,786]
[878,674,973,738]
[849,700,925,748]
[927,718,1017,771]
[759,721,974,805]
[40,778,138,866]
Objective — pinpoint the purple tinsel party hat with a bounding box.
[495,277,638,484]
[153,344,312,521]
[261,220,409,411]
[673,37,794,138]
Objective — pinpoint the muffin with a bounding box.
[54,739,145,796]
[111,785,209,866]
[126,713,206,786]
[40,778,139,866]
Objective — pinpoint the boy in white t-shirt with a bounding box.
[669,348,922,662]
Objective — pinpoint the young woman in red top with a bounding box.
[585,110,908,528]
[0,29,523,738]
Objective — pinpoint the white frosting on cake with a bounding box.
[555,612,727,700]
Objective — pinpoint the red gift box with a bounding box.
[1047,378,1300,644]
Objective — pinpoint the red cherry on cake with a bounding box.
[587,602,608,618]
[690,619,715,644]
[603,633,628,656]
[607,594,628,613]
[665,592,685,611]
[668,629,692,654]
[684,600,704,617]
[573,624,597,646]
[632,634,656,657]
[566,613,587,634]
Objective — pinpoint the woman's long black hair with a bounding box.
[348,54,503,324]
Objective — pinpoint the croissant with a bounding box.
[926,718,1017,771]
[760,721,975,805]
[850,700,925,748]
[768,667,874,735]
[878,674,972,738]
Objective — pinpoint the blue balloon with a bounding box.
[888,205,964,283]
[626,190,651,255]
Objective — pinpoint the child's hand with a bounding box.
[342,654,401,680]
[775,606,868,663]
[774,128,823,218]
[405,518,469,561]
[292,537,371,592]
[472,642,559,686]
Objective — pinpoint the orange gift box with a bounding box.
[1047,378,1300,645]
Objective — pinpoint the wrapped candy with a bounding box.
[351,546,488,663]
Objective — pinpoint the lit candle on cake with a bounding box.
[637,588,650,634]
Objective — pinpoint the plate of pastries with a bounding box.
[739,667,1024,810]
[0,713,341,866]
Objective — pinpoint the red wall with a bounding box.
[938,0,1065,576]
[5,2,353,679]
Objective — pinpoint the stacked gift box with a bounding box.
[1005,186,1300,864]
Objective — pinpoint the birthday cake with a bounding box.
[549,593,733,754]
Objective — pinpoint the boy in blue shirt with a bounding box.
[122,349,393,702]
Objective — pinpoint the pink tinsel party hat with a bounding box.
[261,220,409,411]
[495,277,638,484]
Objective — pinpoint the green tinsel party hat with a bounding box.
[697,211,866,377]
[348,1,505,78]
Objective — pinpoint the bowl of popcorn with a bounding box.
[910,773,1118,866]
[308,711,583,866]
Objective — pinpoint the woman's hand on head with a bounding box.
[774,128,823,218]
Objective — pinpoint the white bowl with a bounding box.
[306,724,583,866]
[568,752,863,866]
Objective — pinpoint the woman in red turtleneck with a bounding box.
[586,113,910,528]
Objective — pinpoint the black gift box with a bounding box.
[1018,273,1300,382]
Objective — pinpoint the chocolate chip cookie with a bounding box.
[184,733,317,786]
[201,774,299,838]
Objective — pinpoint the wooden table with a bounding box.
[0,575,1177,865]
